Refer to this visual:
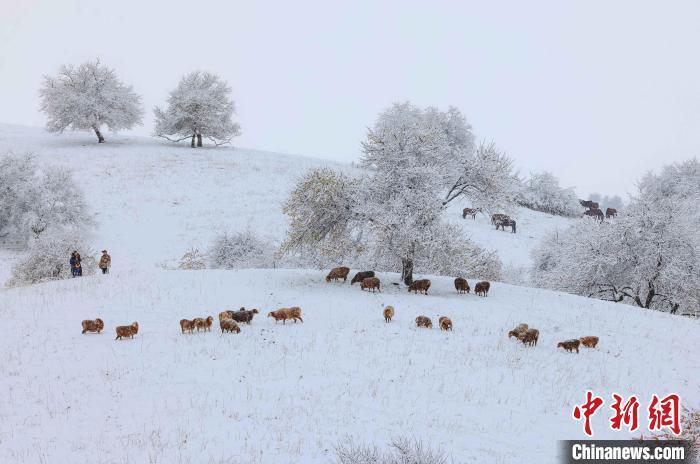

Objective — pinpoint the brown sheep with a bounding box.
[179,319,196,334]
[415,315,433,329]
[220,318,241,334]
[351,271,375,285]
[439,316,453,331]
[81,318,104,334]
[507,323,529,339]
[518,328,539,346]
[267,307,304,324]
[326,266,350,283]
[115,322,139,340]
[454,277,470,294]
[383,305,395,323]
[229,308,260,324]
[407,279,431,295]
[579,336,599,348]
[219,310,234,321]
[193,316,214,332]
[474,281,490,297]
[360,277,381,293]
[557,339,581,353]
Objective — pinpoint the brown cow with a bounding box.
[326,266,350,283]
[360,277,381,293]
[454,277,470,294]
[408,279,431,295]
[474,281,490,297]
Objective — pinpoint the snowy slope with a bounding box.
[0,124,574,278]
[0,269,698,463]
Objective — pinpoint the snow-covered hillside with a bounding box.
[1,269,698,463]
[0,124,574,279]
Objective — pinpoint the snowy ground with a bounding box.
[1,269,698,463]
[1,126,697,463]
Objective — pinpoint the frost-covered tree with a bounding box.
[517,171,580,217]
[153,71,241,147]
[531,159,700,316]
[39,60,143,143]
[281,103,506,283]
[7,228,96,287]
[0,154,91,247]
[209,230,274,269]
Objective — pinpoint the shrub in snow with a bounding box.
[531,159,700,316]
[7,229,95,287]
[153,71,241,147]
[178,248,207,270]
[39,60,143,143]
[517,171,580,217]
[209,230,274,269]
[334,437,447,464]
[281,103,508,284]
[0,154,91,248]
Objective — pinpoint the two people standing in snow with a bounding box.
[70,251,82,277]
[99,250,111,274]
[69,250,111,276]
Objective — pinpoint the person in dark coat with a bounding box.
[70,251,82,277]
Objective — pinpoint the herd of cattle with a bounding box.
[79,267,598,354]
[462,200,619,229]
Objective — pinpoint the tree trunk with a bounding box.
[401,257,414,286]
[191,133,196,147]
[196,133,202,147]
[93,126,105,143]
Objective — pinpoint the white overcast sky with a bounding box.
[1,0,699,198]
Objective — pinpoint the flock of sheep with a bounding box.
[79,267,599,353]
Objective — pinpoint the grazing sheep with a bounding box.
[383,305,395,323]
[360,277,381,293]
[326,266,350,283]
[115,322,139,340]
[474,281,490,297]
[495,218,517,233]
[351,271,375,285]
[439,316,453,331]
[407,279,431,295]
[415,315,433,329]
[579,336,599,348]
[179,319,196,334]
[507,323,529,339]
[583,208,604,221]
[454,277,470,294]
[81,318,104,334]
[605,208,618,219]
[229,308,260,324]
[220,318,241,334]
[518,328,539,346]
[557,339,581,353]
[193,316,214,332]
[219,310,233,321]
[267,307,303,324]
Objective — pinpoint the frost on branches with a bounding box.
[281,103,508,283]
[531,159,700,316]
[39,60,143,143]
[0,154,91,248]
[517,171,580,217]
[153,71,241,147]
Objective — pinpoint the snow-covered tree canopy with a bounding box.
[517,171,580,217]
[0,153,92,248]
[153,71,241,147]
[281,103,505,283]
[39,60,143,143]
[531,158,700,316]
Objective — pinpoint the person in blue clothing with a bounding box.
[70,251,82,277]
